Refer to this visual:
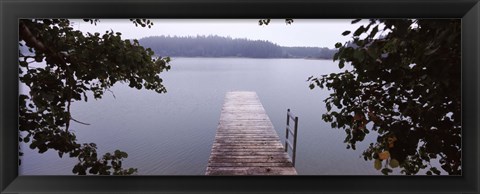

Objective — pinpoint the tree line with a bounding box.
[138,35,337,59]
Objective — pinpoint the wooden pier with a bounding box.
[206,91,297,175]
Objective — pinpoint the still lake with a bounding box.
[20,57,381,175]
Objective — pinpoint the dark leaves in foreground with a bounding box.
[19,19,171,175]
[309,19,461,175]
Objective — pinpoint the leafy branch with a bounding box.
[19,19,170,175]
[309,19,461,175]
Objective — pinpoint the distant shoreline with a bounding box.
[140,35,337,59]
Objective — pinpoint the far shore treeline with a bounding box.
[138,35,337,59]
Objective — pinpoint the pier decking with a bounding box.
[206,91,297,175]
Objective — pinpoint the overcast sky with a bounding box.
[71,19,367,48]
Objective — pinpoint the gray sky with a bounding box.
[71,19,367,48]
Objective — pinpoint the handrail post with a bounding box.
[285,109,290,152]
[285,108,298,167]
[292,116,298,167]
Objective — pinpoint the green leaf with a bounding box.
[342,31,351,36]
[326,103,332,111]
[351,19,362,24]
[19,61,28,67]
[374,159,382,170]
[353,26,365,36]
[369,25,379,38]
[38,145,48,153]
[389,159,399,168]
[331,122,337,128]
[333,52,340,60]
[72,165,80,174]
[381,168,392,175]
[335,42,342,48]
[339,60,345,69]
[29,141,37,149]
[431,167,441,175]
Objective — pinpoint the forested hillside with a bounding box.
[138,35,336,59]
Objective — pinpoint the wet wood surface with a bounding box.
[206,91,297,175]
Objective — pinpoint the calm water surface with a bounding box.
[20,58,382,175]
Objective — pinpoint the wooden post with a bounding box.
[285,109,290,152]
[285,109,299,167]
[292,116,298,167]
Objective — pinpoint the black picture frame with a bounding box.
[1,0,479,193]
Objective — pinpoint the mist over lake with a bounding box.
[20,57,380,175]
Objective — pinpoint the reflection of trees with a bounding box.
[309,19,461,175]
[19,19,170,175]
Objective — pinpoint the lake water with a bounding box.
[20,57,382,175]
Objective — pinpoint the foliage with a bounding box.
[139,35,336,59]
[308,19,461,175]
[19,19,171,175]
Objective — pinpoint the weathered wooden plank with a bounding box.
[219,118,270,122]
[208,162,293,167]
[214,137,280,140]
[215,132,278,134]
[212,149,286,153]
[220,115,270,119]
[215,134,278,137]
[212,146,285,150]
[212,144,284,149]
[206,91,296,175]
[216,133,278,135]
[214,136,278,139]
[221,109,265,112]
[206,167,297,175]
[212,140,282,143]
[216,128,275,130]
[214,136,280,139]
[209,158,291,163]
[218,121,271,124]
[218,124,274,127]
[213,140,282,144]
[214,135,280,138]
[212,142,284,147]
[209,155,290,159]
[212,145,284,149]
[218,121,274,125]
[215,132,278,135]
[214,138,280,141]
[216,126,273,129]
[210,151,288,156]
[214,139,281,142]
[214,140,281,143]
